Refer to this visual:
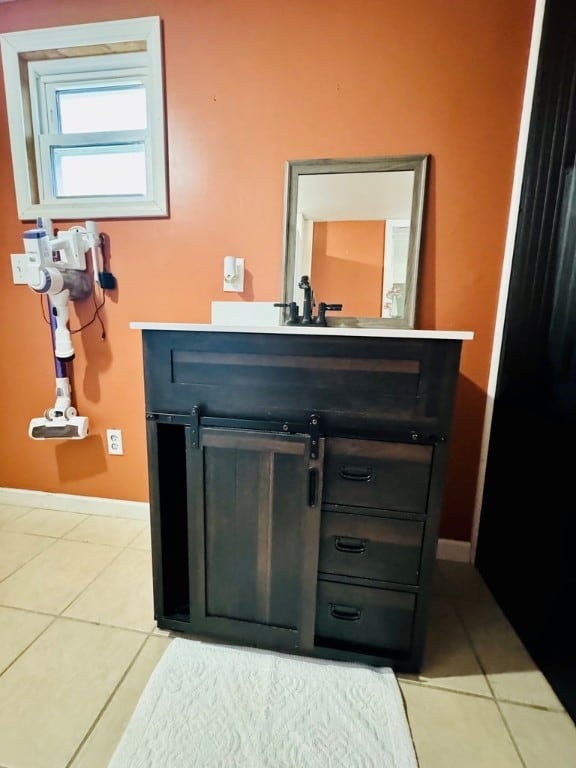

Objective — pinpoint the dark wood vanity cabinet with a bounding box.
[138,327,465,672]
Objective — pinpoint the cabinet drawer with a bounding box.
[318,512,423,585]
[323,438,433,513]
[315,580,416,655]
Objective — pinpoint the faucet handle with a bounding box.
[314,302,343,326]
[274,301,300,325]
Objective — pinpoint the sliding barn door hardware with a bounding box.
[146,408,323,455]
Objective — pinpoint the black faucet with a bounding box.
[275,275,342,325]
[298,275,314,325]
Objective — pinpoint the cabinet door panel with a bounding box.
[189,427,323,650]
[323,438,433,513]
[318,511,424,584]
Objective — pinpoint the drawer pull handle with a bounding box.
[308,468,318,507]
[338,465,373,482]
[334,536,366,554]
[330,603,362,622]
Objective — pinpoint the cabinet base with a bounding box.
[155,619,422,674]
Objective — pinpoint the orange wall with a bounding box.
[0,0,535,541]
[311,221,385,317]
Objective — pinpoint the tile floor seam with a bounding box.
[400,671,567,713]
[123,524,149,549]
[450,595,503,701]
[492,697,530,768]
[0,530,60,541]
[451,593,532,768]
[0,614,59,679]
[56,543,128,618]
[0,505,34,527]
[0,535,60,585]
[494,696,567,714]
[49,510,90,537]
[64,632,150,768]
[0,602,59,619]
[2,511,90,539]
[399,677,506,703]
[56,613,152,636]
[452,601,567,711]
[64,518,148,550]
[401,676,495,700]
[0,528,79,541]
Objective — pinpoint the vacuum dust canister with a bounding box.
[23,228,52,265]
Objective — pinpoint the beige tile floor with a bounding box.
[0,502,575,767]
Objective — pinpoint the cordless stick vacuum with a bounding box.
[24,220,99,440]
[30,305,89,440]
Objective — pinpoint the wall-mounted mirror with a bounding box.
[281,154,428,328]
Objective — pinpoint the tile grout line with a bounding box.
[0,509,152,681]
[451,596,530,768]
[0,511,152,628]
[56,519,153,624]
[57,542,137,618]
[0,508,90,539]
[0,507,158,767]
[64,632,152,768]
[0,613,60,680]
[0,534,60,586]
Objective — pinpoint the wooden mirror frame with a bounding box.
[280,154,429,328]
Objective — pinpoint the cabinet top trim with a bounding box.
[129,322,474,341]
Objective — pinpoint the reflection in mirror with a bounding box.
[281,155,428,328]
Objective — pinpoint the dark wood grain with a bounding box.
[143,331,461,439]
[187,427,321,650]
[323,438,433,513]
[139,329,464,670]
[318,511,424,585]
[315,579,416,656]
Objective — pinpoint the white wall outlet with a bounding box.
[106,428,124,455]
[10,253,28,284]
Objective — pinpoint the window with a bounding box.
[0,17,168,219]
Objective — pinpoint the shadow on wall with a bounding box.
[55,434,108,483]
[441,372,486,542]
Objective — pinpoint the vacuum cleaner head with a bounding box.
[29,414,89,440]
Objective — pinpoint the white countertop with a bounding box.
[130,322,473,341]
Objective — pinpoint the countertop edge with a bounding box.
[129,322,474,341]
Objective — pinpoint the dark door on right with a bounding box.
[475,0,576,721]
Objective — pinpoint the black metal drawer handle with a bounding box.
[308,468,318,507]
[334,536,366,555]
[330,603,362,622]
[338,465,373,482]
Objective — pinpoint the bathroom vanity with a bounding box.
[131,322,472,672]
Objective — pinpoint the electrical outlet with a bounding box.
[106,428,123,455]
[10,253,28,284]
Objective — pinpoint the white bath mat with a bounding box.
[108,638,418,767]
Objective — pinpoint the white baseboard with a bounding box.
[436,538,472,562]
[0,487,149,521]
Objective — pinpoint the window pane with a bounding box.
[57,86,147,133]
[52,144,147,196]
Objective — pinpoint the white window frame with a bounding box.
[0,16,168,220]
